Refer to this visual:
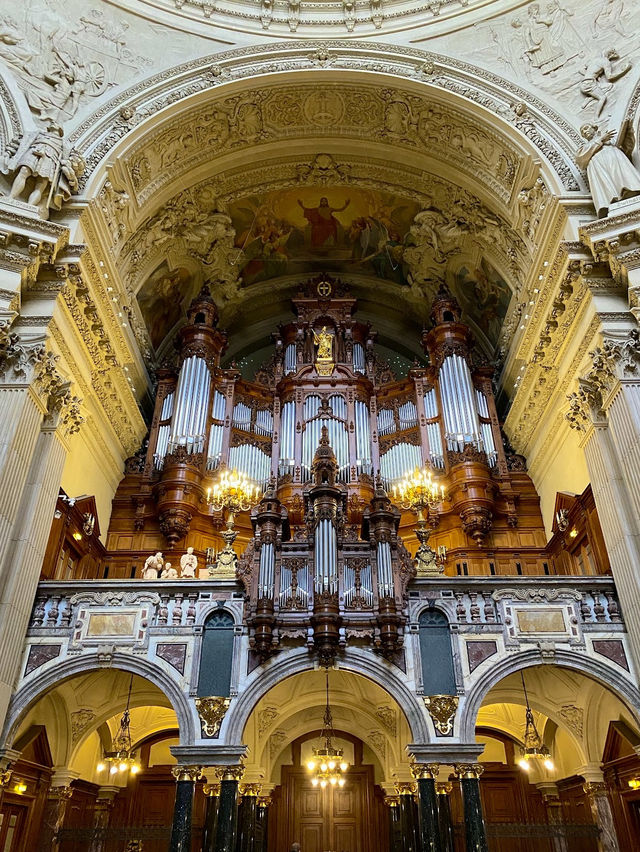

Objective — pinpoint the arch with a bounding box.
[221,646,430,744]
[1,651,198,750]
[460,648,640,742]
[72,49,582,199]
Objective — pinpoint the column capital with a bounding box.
[436,781,453,795]
[394,781,417,796]
[0,769,12,788]
[171,765,203,783]
[383,794,400,807]
[257,795,272,808]
[215,765,245,782]
[49,785,74,801]
[410,762,440,780]
[535,781,560,802]
[203,782,221,797]
[453,763,484,780]
[239,783,262,797]
[583,780,608,797]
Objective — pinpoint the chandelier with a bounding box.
[306,670,349,789]
[207,468,261,576]
[392,467,445,575]
[517,672,554,772]
[97,675,141,776]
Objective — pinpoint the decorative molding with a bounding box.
[423,694,458,736]
[195,696,231,738]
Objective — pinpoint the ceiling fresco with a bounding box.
[230,186,419,287]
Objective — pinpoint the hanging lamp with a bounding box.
[306,670,349,788]
[517,672,554,772]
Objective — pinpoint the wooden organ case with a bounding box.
[105,275,574,663]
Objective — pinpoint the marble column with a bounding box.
[436,783,454,852]
[396,782,419,852]
[37,785,74,852]
[583,780,621,852]
[454,764,488,852]
[385,795,402,852]
[536,782,568,852]
[256,795,272,852]
[236,783,261,852]
[213,765,244,852]
[201,782,220,852]
[169,766,203,852]
[411,763,442,852]
[88,786,119,852]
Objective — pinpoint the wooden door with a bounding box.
[0,804,28,852]
[273,765,385,852]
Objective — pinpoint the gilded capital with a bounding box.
[240,783,262,797]
[394,781,417,796]
[203,782,221,797]
[436,781,453,795]
[453,763,484,780]
[172,765,203,783]
[383,795,399,808]
[215,765,245,782]
[410,762,440,780]
[0,770,12,788]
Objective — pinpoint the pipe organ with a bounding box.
[110,275,554,662]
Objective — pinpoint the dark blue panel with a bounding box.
[197,610,234,697]
[418,608,456,695]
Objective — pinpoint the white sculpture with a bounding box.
[576,124,640,218]
[160,561,178,579]
[580,49,631,117]
[143,551,164,579]
[3,124,85,214]
[180,546,198,578]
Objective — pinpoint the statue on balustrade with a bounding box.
[180,546,198,578]
[143,551,164,579]
[576,124,640,217]
[160,561,178,579]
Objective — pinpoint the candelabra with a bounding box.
[96,675,141,777]
[393,467,445,575]
[207,468,260,577]
[306,670,349,789]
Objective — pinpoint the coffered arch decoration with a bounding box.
[72,44,585,197]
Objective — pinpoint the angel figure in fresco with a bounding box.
[297,196,350,248]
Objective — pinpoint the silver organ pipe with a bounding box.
[255,409,274,437]
[278,401,296,477]
[153,391,174,470]
[314,517,338,594]
[327,394,348,483]
[279,563,309,608]
[398,400,418,430]
[377,541,394,598]
[232,402,252,430]
[343,562,373,607]
[354,400,372,475]
[302,395,322,482]
[476,389,497,466]
[257,541,275,598]
[168,356,211,453]
[423,388,444,469]
[284,343,297,374]
[379,442,422,488]
[206,390,226,470]
[377,408,395,436]
[353,342,365,374]
[439,354,482,452]
[228,444,271,487]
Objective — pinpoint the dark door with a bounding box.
[0,804,28,852]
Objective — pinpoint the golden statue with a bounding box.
[313,326,333,360]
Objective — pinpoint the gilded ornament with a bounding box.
[423,695,459,736]
[195,696,231,737]
[172,765,203,783]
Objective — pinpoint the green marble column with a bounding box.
[201,782,220,852]
[455,764,488,852]
[385,795,403,852]
[236,784,261,852]
[170,766,202,852]
[411,764,443,852]
[436,783,455,852]
[396,783,419,852]
[256,795,272,852]
[213,766,243,852]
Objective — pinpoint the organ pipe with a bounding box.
[279,401,296,475]
[168,356,211,453]
[423,388,444,469]
[353,342,365,373]
[315,517,338,594]
[440,354,482,452]
[476,390,497,466]
[379,442,422,488]
[153,391,174,469]
[229,444,271,487]
[377,541,394,598]
[284,343,297,374]
[355,400,372,473]
[257,541,275,598]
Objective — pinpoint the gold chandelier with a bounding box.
[306,670,349,789]
[393,466,445,574]
[97,675,141,777]
[517,672,554,772]
[206,467,261,528]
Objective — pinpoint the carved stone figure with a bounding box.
[160,561,178,579]
[522,3,565,74]
[180,546,198,578]
[2,125,84,214]
[580,49,631,117]
[576,124,640,217]
[143,551,163,579]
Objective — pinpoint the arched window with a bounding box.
[418,608,456,695]
[197,610,234,697]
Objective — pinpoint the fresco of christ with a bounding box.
[297,196,350,248]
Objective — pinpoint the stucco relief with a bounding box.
[123,85,520,206]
